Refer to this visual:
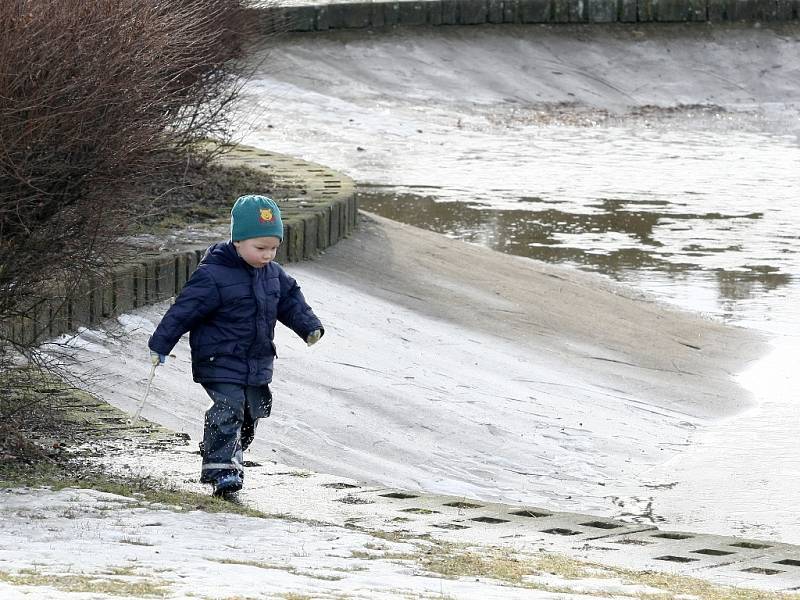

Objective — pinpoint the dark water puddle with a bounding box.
[359,189,791,311]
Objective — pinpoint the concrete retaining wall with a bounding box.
[5,146,357,348]
[257,0,798,30]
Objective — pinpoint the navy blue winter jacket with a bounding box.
[148,241,323,386]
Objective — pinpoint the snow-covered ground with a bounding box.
[0,486,633,599]
[5,20,800,600]
[230,23,800,543]
[41,214,784,544]
[1,482,733,600]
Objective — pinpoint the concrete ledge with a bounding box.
[255,0,799,30]
[5,146,357,346]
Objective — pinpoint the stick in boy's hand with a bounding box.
[132,362,157,426]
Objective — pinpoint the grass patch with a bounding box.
[330,565,368,573]
[134,157,294,234]
[0,368,274,520]
[624,570,800,600]
[350,550,416,562]
[412,540,800,600]
[367,528,431,544]
[400,507,439,514]
[534,553,599,580]
[276,470,313,478]
[209,558,344,582]
[104,565,140,576]
[119,536,155,547]
[3,470,272,520]
[88,478,270,519]
[0,570,170,597]
[211,558,294,572]
[421,545,529,583]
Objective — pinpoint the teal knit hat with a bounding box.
[230,195,283,242]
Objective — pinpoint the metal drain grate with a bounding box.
[443,502,484,509]
[741,567,784,575]
[433,523,470,530]
[655,555,700,563]
[580,521,622,530]
[509,510,551,518]
[652,533,694,540]
[541,528,582,536]
[691,549,736,556]
[471,516,510,524]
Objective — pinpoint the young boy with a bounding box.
[148,195,324,497]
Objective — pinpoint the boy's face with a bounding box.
[234,236,281,268]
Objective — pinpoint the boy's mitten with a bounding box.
[150,351,166,366]
[306,329,323,346]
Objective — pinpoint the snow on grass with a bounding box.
[0,486,710,600]
[0,487,554,599]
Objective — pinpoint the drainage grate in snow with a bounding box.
[731,541,772,549]
[580,521,623,530]
[741,567,784,575]
[691,549,736,556]
[433,522,470,530]
[356,489,800,588]
[335,495,374,505]
[654,555,700,563]
[541,528,583,536]
[509,509,551,518]
[470,516,510,524]
[443,501,484,509]
[651,533,694,540]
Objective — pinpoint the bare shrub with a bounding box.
[0,0,257,363]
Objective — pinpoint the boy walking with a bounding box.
[148,195,324,497]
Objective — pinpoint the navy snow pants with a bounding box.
[199,382,272,484]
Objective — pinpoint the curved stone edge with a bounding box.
[256,0,799,32]
[4,145,357,346]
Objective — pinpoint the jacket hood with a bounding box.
[201,241,245,269]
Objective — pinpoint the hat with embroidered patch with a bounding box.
[230,195,283,242]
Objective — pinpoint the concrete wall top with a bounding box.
[256,0,799,30]
[4,145,358,347]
